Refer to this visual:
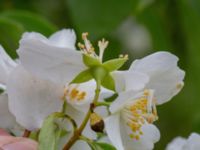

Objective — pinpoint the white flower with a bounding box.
[0,46,16,90]
[0,46,22,134]
[105,81,160,150]
[17,29,113,114]
[105,52,185,150]
[128,51,185,104]
[166,133,200,150]
[63,79,112,112]
[5,29,86,131]
[17,29,85,86]
[17,29,110,86]
[7,65,63,131]
[0,45,64,131]
[0,93,21,135]
[17,30,114,149]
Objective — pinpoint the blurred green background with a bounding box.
[0,0,199,149]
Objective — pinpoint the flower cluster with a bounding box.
[0,29,186,150]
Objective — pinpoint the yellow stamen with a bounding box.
[77,92,87,101]
[124,90,158,140]
[82,32,89,40]
[80,32,96,56]
[78,42,85,49]
[70,88,79,100]
[63,85,87,102]
[119,54,129,59]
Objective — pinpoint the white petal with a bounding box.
[121,123,160,150]
[0,45,16,88]
[65,104,86,126]
[65,80,114,113]
[0,93,19,131]
[141,124,160,143]
[105,114,124,150]
[130,51,185,104]
[112,71,126,92]
[183,133,200,150]
[95,106,109,118]
[21,29,76,49]
[130,52,179,76]
[112,71,149,93]
[21,32,47,42]
[99,86,114,100]
[65,80,96,112]
[49,29,76,49]
[124,71,149,91]
[82,122,97,140]
[110,90,142,113]
[147,67,184,104]
[7,65,63,131]
[166,137,186,150]
[18,32,85,85]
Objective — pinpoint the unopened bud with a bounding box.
[90,112,104,133]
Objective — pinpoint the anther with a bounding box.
[82,32,89,40]
[119,54,129,59]
[78,42,85,49]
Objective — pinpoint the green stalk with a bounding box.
[63,81,101,150]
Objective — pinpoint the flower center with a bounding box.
[78,33,109,62]
[77,32,128,62]
[78,32,96,57]
[63,85,87,102]
[122,90,158,140]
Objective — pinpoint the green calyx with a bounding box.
[71,54,128,91]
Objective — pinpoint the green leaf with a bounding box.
[0,17,25,58]
[0,10,57,59]
[88,142,116,150]
[71,69,93,84]
[101,74,115,91]
[102,58,128,72]
[0,10,57,36]
[83,54,101,67]
[38,112,65,150]
[104,93,118,102]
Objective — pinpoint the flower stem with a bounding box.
[63,82,101,150]
[23,129,31,137]
[64,114,77,132]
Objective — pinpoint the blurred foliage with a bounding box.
[0,0,200,149]
[67,0,135,39]
[0,10,56,58]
